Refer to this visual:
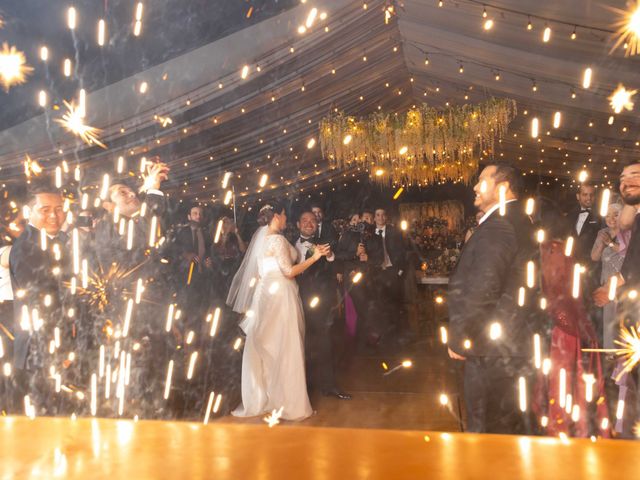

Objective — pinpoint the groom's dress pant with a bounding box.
[300,282,338,393]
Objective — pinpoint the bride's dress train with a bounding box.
[232,233,312,420]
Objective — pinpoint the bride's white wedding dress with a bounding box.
[232,233,312,420]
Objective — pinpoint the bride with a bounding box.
[227,202,330,420]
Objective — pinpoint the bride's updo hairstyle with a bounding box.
[257,200,285,226]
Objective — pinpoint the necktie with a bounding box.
[193,228,205,272]
[299,236,311,243]
[377,229,383,235]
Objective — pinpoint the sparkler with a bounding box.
[609,84,636,113]
[0,43,33,91]
[165,304,175,332]
[264,406,284,427]
[65,261,143,312]
[610,1,640,56]
[530,117,539,138]
[63,58,72,77]
[553,111,561,129]
[564,236,574,257]
[55,101,107,148]
[489,322,502,340]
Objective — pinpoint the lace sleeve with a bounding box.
[266,235,294,276]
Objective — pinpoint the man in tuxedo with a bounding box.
[568,183,604,278]
[10,183,69,413]
[311,203,338,250]
[372,208,408,339]
[448,163,538,434]
[295,211,350,399]
[336,209,384,345]
[173,205,212,331]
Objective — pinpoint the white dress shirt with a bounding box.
[478,199,517,225]
[576,210,590,235]
[375,225,393,269]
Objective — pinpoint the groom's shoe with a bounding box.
[323,389,352,400]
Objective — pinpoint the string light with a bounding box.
[571,26,577,39]
[527,17,533,30]
[483,19,494,30]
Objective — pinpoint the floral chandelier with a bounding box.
[319,98,517,186]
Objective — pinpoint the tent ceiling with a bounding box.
[0,0,637,203]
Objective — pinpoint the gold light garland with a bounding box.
[319,98,517,186]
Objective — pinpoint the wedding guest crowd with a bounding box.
[1,158,639,440]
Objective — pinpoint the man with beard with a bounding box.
[594,162,640,436]
[448,163,537,434]
[174,205,212,332]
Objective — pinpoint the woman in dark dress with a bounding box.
[210,216,246,300]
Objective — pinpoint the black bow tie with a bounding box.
[580,209,591,214]
[299,236,312,243]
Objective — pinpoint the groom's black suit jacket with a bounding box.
[448,201,539,358]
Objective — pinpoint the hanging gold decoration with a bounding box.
[319,98,517,186]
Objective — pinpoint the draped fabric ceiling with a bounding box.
[0,0,638,205]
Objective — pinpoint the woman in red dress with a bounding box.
[534,205,609,437]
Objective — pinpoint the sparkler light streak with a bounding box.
[203,392,215,425]
[572,263,582,298]
[599,189,611,216]
[382,359,413,376]
[440,326,448,344]
[187,352,198,379]
[608,275,618,301]
[163,360,174,398]
[209,308,221,337]
[518,377,527,412]
[55,101,107,148]
[564,236,574,257]
[533,334,541,369]
[0,43,33,91]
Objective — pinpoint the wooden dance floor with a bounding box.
[0,416,637,479]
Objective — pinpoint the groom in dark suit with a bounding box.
[448,162,538,434]
[295,211,350,400]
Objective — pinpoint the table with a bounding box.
[0,417,636,479]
